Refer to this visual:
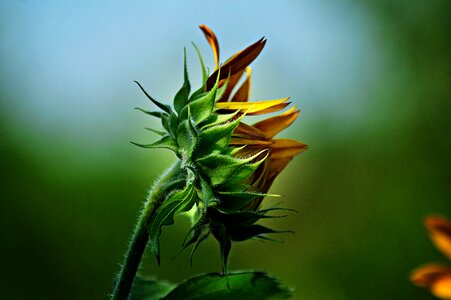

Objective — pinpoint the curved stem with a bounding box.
[112,161,183,300]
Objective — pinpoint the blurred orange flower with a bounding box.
[411,216,451,299]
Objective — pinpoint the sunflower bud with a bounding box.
[133,25,307,273]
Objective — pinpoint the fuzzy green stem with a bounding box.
[112,161,183,300]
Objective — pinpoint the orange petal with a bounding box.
[270,139,308,160]
[411,264,451,299]
[253,106,300,138]
[199,24,220,69]
[206,37,266,90]
[231,67,252,102]
[433,274,451,299]
[426,216,451,260]
[215,98,290,115]
[411,264,451,287]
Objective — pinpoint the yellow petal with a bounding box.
[426,216,451,260]
[270,139,308,160]
[253,106,300,138]
[231,67,252,102]
[215,98,290,115]
[199,24,220,69]
[251,103,291,115]
[206,37,266,90]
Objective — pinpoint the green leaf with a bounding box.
[189,70,220,125]
[162,271,292,299]
[135,81,172,114]
[174,48,191,113]
[130,276,175,300]
[131,135,178,152]
[148,184,197,262]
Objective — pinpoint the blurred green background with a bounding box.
[1,1,449,299]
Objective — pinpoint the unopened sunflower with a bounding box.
[133,25,307,274]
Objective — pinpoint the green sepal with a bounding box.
[192,115,243,159]
[199,176,218,207]
[135,107,166,119]
[189,89,206,102]
[188,43,209,102]
[219,151,269,188]
[130,276,175,300]
[145,128,166,136]
[161,271,292,300]
[161,114,170,132]
[189,70,220,125]
[135,81,172,114]
[176,118,197,155]
[217,190,279,210]
[181,222,210,266]
[199,109,240,131]
[173,48,191,113]
[228,224,293,242]
[131,135,178,152]
[196,151,265,186]
[149,184,197,263]
[209,207,287,228]
[192,42,207,84]
[168,112,179,137]
[214,75,230,102]
[211,223,231,276]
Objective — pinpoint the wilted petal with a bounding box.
[234,123,267,139]
[426,216,451,260]
[230,137,272,146]
[231,67,252,102]
[199,24,220,69]
[217,69,245,102]
[253,106,300,139]
[206,37,266,90]
[215,98,290,115]
[270,139,308,160]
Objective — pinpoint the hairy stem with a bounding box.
[112,161,183,300]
